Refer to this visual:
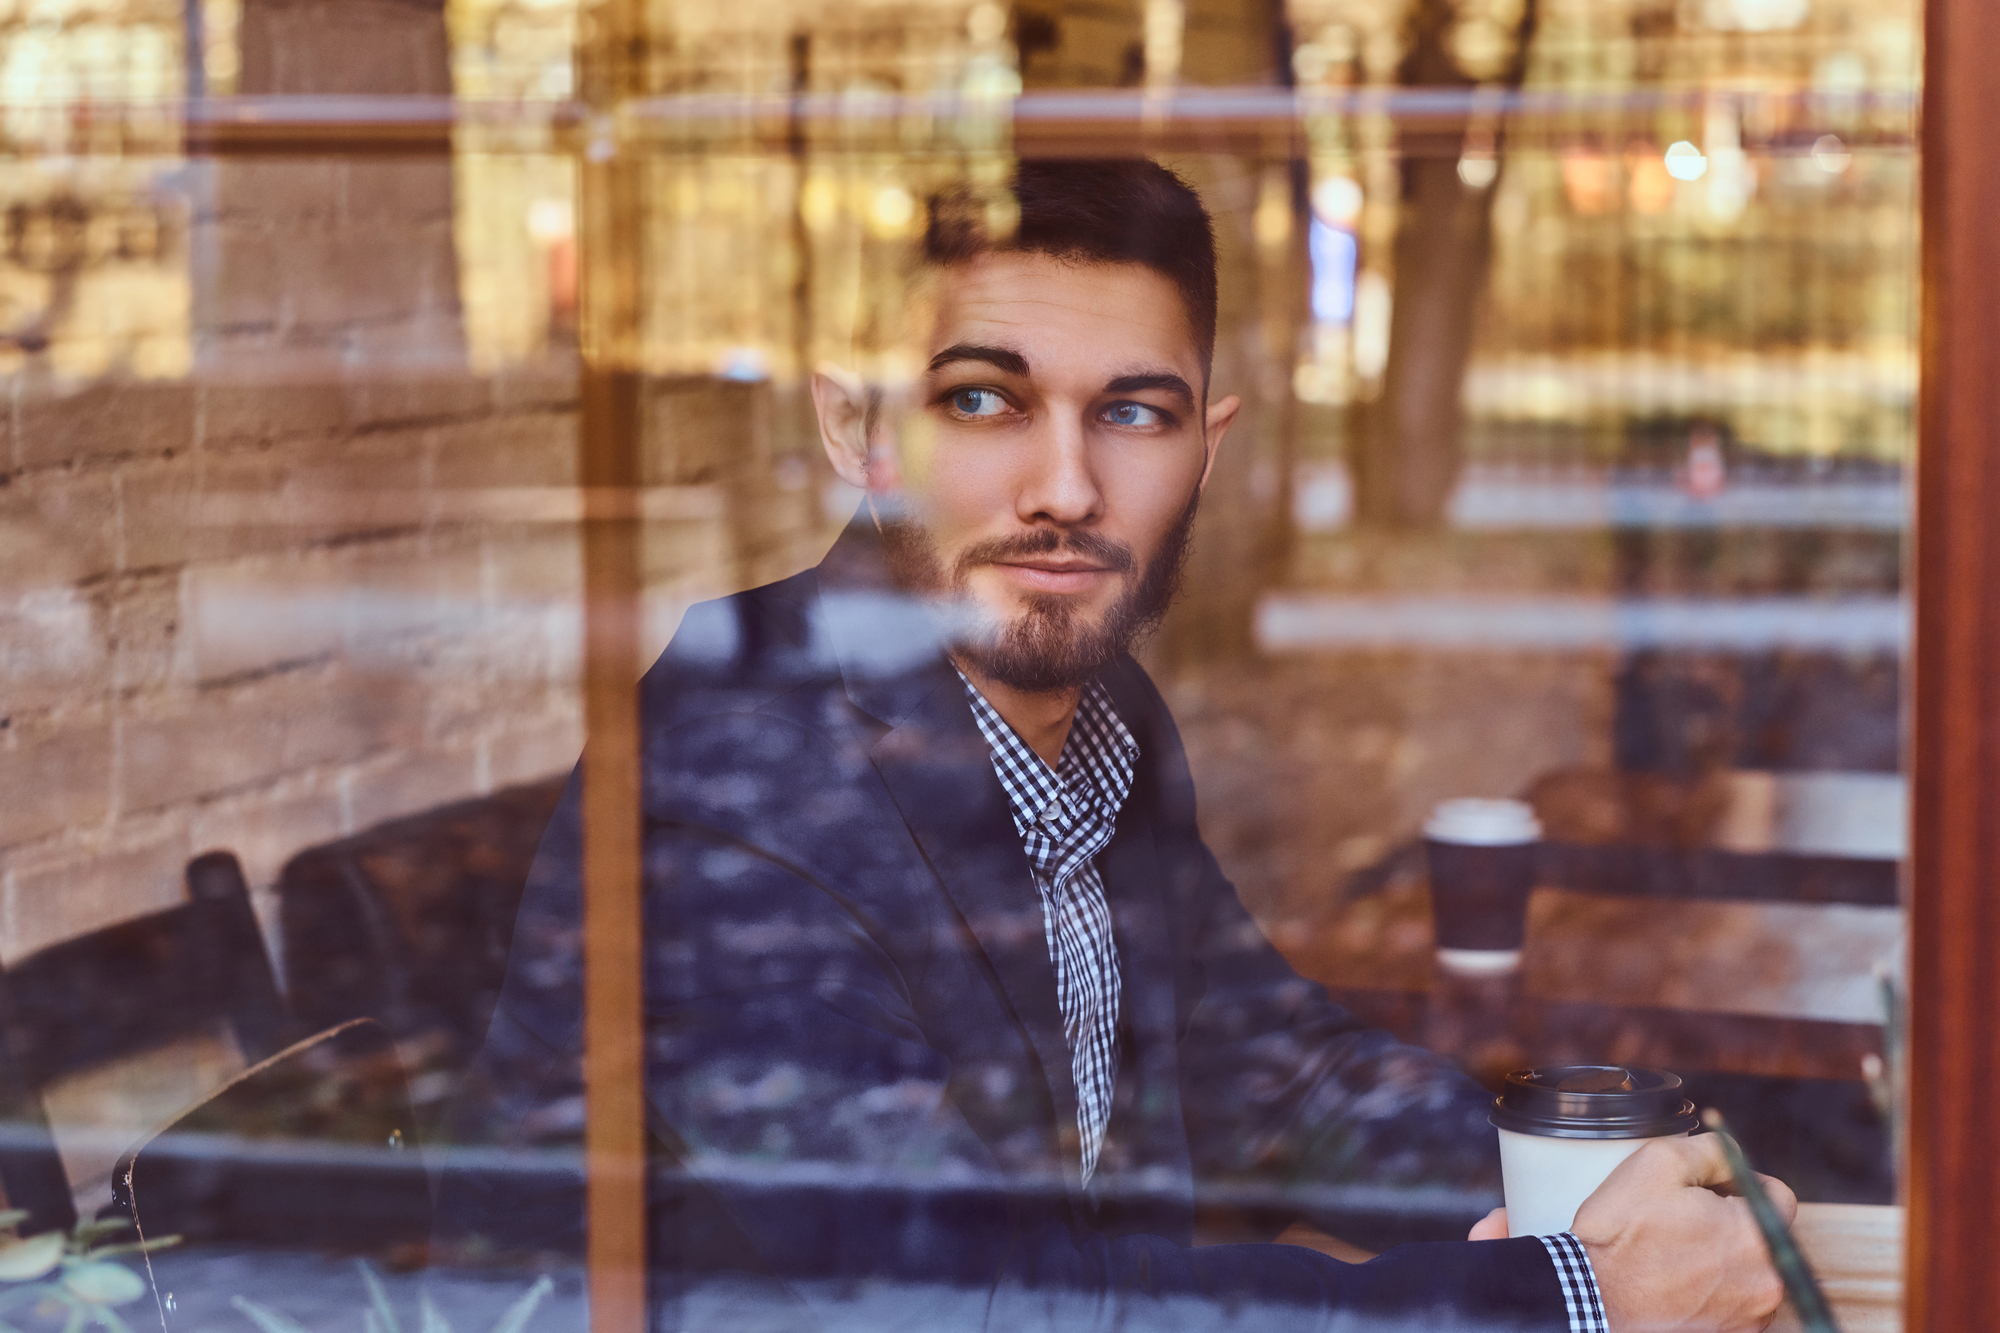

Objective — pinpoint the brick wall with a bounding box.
[0,364,838,961]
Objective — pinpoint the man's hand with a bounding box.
[1570,1134,1793,1333]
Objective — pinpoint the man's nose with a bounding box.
[1015,418,1103,526]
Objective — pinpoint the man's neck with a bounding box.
[953,656,1081,768]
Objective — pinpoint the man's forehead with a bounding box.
[925,253,1200,378]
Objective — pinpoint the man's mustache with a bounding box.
[953,528,1138,578]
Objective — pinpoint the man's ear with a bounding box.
[811,363,872,488]
[1197,393,1242,492]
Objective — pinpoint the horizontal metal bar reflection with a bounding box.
[0,86,1919,157]
[1257,594,1909,653]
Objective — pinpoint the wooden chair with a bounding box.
[0,851,289,1233]
[275,778,564,1067]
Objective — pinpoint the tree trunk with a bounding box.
[1352,0,1538,528]
[1158,0,1305,666]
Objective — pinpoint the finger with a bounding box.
[1624,1131,1734,1191]
[1757,1172,1799,1224]
[1467,1208,1508,1242]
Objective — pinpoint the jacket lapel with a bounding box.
[810,522,1083,1176]
[1096,788,1194,1176]
[1094,660,1195,1172]
[865,682,1084,1178]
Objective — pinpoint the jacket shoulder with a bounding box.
[638,569,886,815]
[641,568,843,721]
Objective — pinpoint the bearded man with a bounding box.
[453,159,1789,1331]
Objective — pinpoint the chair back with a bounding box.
[0,852,289,1233]
[276,778,563,1063]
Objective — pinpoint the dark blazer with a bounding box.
[449,522,1572,1330]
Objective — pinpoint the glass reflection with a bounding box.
[0,0,1914,1328]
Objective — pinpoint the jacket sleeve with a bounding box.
[442,717,1571,1333]
[1171,834,1509,1219]
[1110,655,1507,1233]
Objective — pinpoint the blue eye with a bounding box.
[1104,401,1165,427]
[950,388,1007,417]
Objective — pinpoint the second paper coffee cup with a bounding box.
[1490,1065,1699,1237]
[1424,798,1541,975]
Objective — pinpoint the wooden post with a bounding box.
[1907,0,2000,1325]
[578,364,646,1333]
[577,2,648,1329]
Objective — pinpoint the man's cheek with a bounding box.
[961,565,1016,612]
[867,455,905,492]
[887,416,937,492]
[921,446,1016,532]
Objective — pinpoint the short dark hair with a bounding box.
[923,159,1219,380]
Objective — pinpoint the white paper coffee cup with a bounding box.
[1436,946,1525,976]
[1424,798,1542,846]
[1490,1065,1699,1238]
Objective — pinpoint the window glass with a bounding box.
[0,0,1911,1329]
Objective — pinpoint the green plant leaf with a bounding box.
[418,1291,451,1333]
[61,1264,145,1306]
[79,1238,179,1263]
[231,1297,312,1333]
[0,1212,31,1231]
[68,1223,128,1245]
[485,1277,552,1333]
[90,1303,130,1333]
[0,1236,65,1282]
[357,1262,401,1333]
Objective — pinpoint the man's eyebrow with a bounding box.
[926,344,1029,376]
[1105,372,1196,404]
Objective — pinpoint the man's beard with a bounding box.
[879,489,1201,693]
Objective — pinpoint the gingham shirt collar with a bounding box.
[963,677,1140,866]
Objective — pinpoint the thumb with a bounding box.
[1671,1133,1738,1188]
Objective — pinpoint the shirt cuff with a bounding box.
[1536,1232,1609,1333]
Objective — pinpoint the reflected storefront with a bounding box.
[0,0,1973,1327]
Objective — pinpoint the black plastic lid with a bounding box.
[1489,1065,1700,1140]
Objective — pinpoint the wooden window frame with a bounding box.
[1908,0,2000,1325]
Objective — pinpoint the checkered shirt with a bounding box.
[960,673,1138,1184]
[961,676,1608,1326]
[1538,1232,1609,1333]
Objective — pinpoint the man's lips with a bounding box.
[989,560,1117,594]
